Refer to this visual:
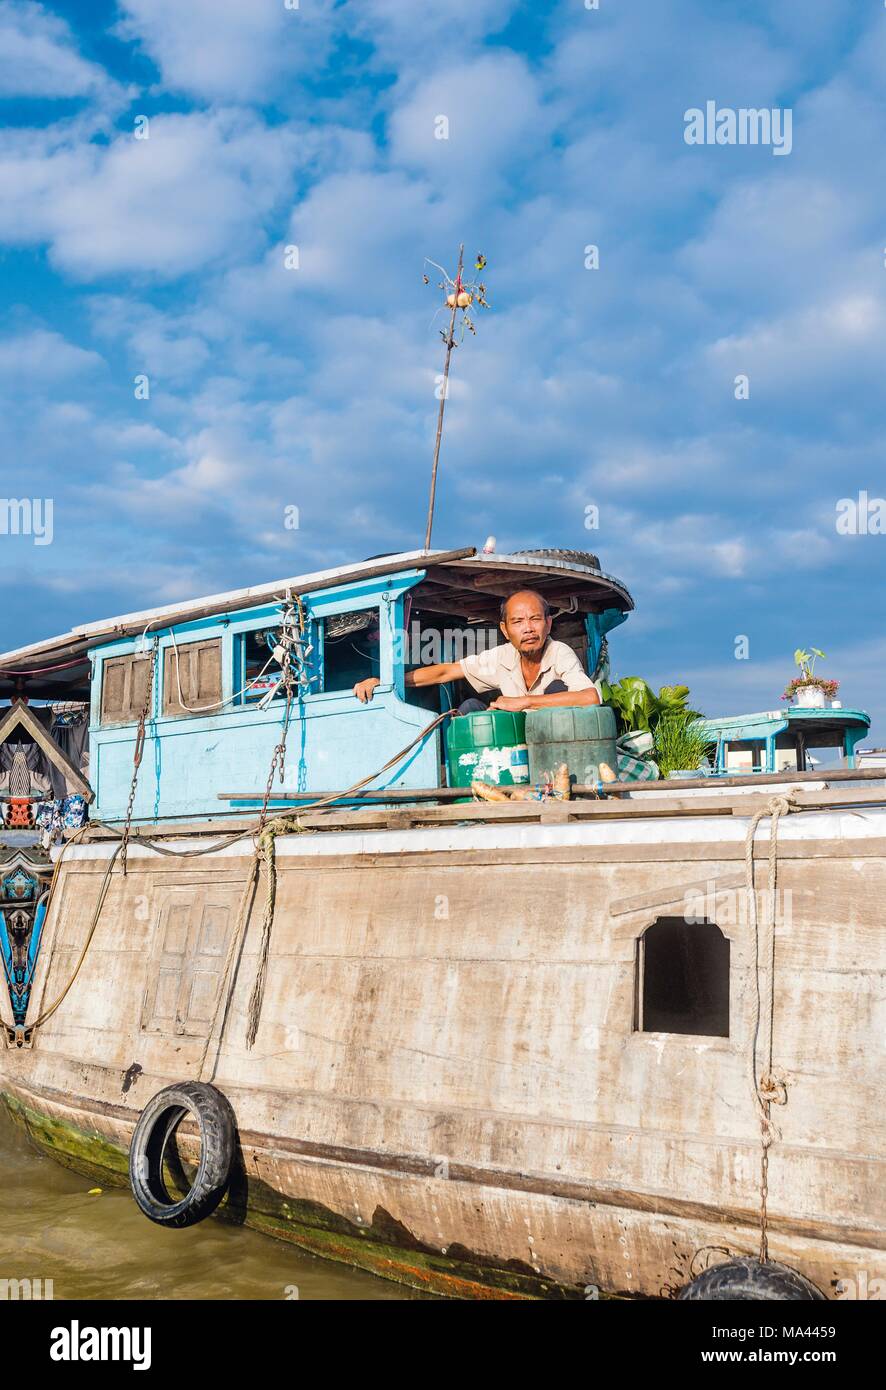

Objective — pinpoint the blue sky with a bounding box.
[0,0,884,733]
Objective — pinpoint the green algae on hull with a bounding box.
[1,1093,592,1300]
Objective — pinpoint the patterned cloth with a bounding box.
[616,751,660,782]
[34,794,88,842]
[5,798,33,828]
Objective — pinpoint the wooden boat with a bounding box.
[1,546,883,1299]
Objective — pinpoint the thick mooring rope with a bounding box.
[743,793,796,1263]
[196,856,261,1083]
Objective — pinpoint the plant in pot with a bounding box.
[653,712,716,779]
[782,648,839,709]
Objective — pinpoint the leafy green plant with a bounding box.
[601,677,703,735]
[794,646,824,680]
[653,713,716,778]
[782,647,838,701]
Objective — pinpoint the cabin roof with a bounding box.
[696,708,871,738]
[0,543,634,700]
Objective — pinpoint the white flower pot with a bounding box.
[793,685,827,709]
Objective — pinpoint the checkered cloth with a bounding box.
[616,750,660,782]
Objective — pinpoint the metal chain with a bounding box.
[120,638,158,875]
[257,688,293,831]
[256,598,305,831]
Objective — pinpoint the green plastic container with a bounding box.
[525,705,618,787]
[445,710,530,788]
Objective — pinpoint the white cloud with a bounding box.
[0,110,300,279]
[115,0,335,103]
[683,176,859,285]
[344,0,513,64]
[0,1,115,99]
[707,289,886,393]
[0,327,104,379]
[88,297,213,384]
[387,52,550,190]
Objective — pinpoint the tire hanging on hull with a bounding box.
[678,1257,827,1301]
[128,1081,236,1228]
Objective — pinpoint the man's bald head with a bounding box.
[499,589,552,657]
[500,589,550,624]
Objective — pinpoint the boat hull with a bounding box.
[3,812,885,1300]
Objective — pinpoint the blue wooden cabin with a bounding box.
[0,547,633,824]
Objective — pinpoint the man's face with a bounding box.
[501,594,552,656]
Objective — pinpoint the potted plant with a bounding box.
[782,647,839,709]
[601,677,711,777]
[653,712,716,779]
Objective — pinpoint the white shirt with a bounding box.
[459,638,599,697]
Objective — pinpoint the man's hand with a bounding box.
[489,695,531,712]
[353,677,380,703]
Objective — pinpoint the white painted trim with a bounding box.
[58,806,886,862]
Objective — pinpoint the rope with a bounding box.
[24,841,122,1032]
[120,638,158,876]
[245,828,276,1049]
[169,625,277,712]
[743,793,795,1263]
[92,708,454,857]
[12,708,453,1049]
[241,708,454,1047]
[196,856,260,1082]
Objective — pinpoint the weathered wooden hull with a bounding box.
[3,810,885,1299]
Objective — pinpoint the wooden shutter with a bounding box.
[141,890,237,1037]
[100,654,153,725]
[162,638,222,717]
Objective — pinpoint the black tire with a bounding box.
[678,1258,826,1301]
[128,1082,236,1228]
[512,548,601,570]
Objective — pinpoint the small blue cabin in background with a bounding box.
[77,546,634,823]
[694,707,871,776]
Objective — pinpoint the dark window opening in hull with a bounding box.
[638,917,729,1037]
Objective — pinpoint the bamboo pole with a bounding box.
[424,243,464,551]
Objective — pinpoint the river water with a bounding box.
[0,1107,420,1300]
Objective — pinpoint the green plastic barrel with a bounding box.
[525,705,618,787]
[445,710,530,788]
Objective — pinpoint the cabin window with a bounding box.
[162,639,223,718]
[235,618,324,703]
[725,741,764,772]
[637,916,729,1038]
[100,653,152,725]
[320,608,379,692]
[233,608,378,704]
[238,627,288,704]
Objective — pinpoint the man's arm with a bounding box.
[490,687,601,712]
[353,661,464,703]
